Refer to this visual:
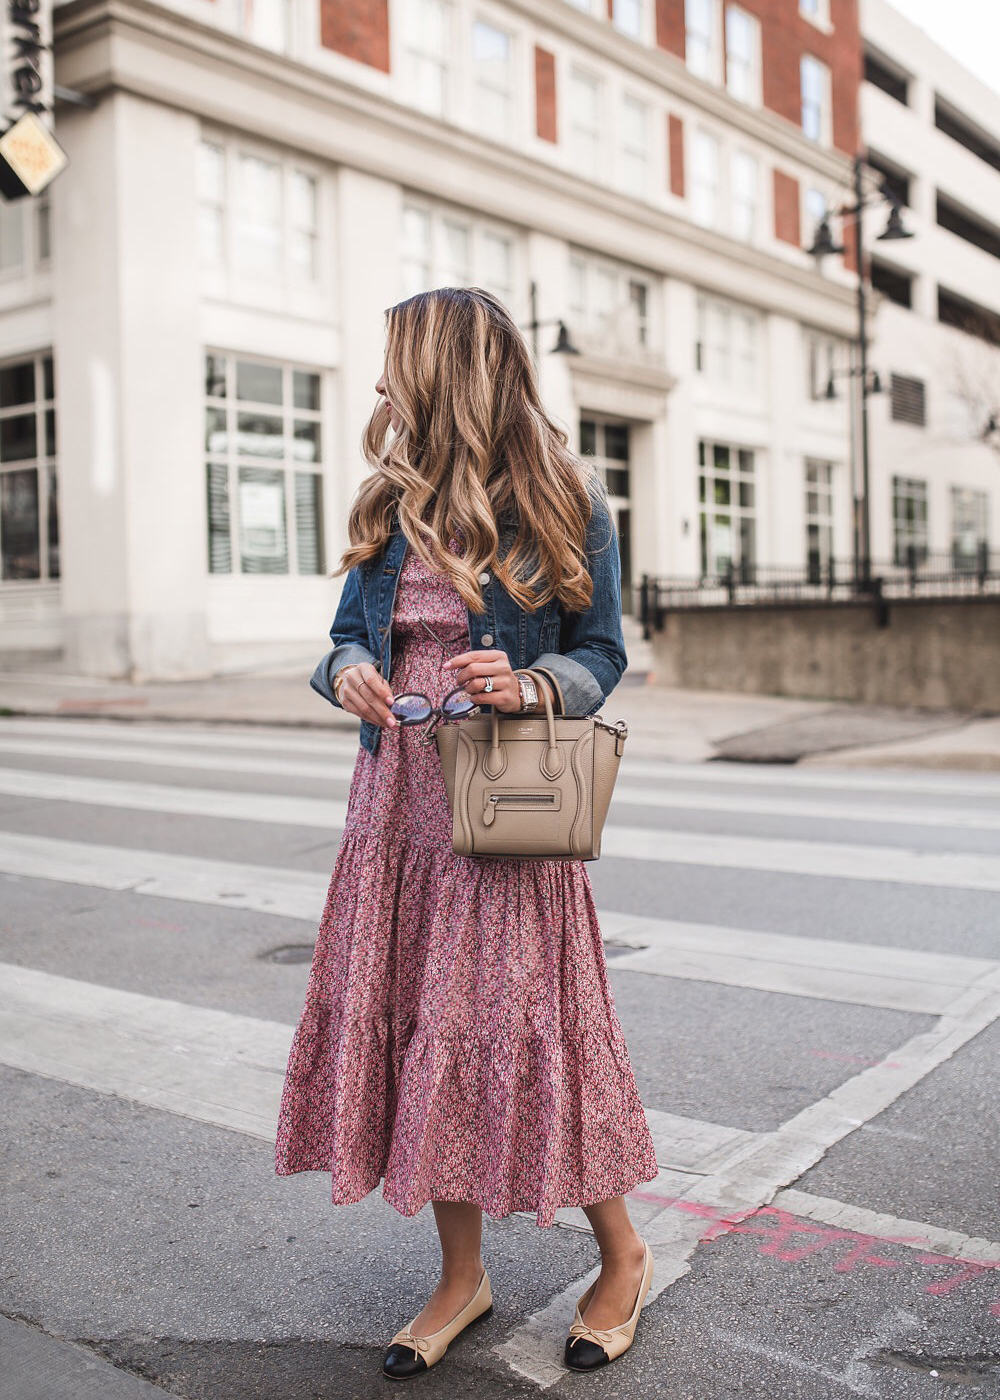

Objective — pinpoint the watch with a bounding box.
[517,673,539,711]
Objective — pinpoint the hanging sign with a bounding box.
[0,0,67,199]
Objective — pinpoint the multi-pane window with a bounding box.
[204,354,324,577]
[568,253,652,350]
[472,20,513,140]
[236,0,289,52]
[401,203,515,304]
[612,0,642,39]
[197,139,320,284]
[685,0,718,81]
[805,459,834,579]
[731,150,758,242]
[580,417,634,611]
[0,197,50,276]
[699,441,756,578]
[805,330,836,400]
[801,55,831,144]
[892,475,928,566]
[569,69,602,177]
[951,487,989,570]
[620,95,649,197]
[401,0,451,117]
[0,354,57,582]
[726,7,760,105]
[696,294,760,393]
[691,130,721,229]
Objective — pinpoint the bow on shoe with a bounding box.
[567,1320,616,1347]
[393,1329,433,1355]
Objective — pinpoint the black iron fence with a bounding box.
[638,546,1000,634]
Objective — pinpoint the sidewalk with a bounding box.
[2,662,997,770]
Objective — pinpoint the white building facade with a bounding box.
[0,0,866,678]
[860,0,1000,572]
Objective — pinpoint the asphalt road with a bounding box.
[1,715,998,1400]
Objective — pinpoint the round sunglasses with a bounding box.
[389,685,480,745]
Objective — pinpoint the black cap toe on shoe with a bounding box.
[382,1344,429,1379]
[564,1337,610,1370]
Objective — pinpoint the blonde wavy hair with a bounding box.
[335,286,598,613]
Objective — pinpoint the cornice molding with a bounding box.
[53,0,857,333]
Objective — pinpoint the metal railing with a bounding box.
[638,545,1000,633]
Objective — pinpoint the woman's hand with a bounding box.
[337,663,398,728]
[443,649,521,713]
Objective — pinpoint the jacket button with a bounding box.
[478,571,490,585]
[481,633,494,646]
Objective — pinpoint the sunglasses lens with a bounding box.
[391,694,433,722]
[442,688,476,717]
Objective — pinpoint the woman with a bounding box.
[275,286,659,1379]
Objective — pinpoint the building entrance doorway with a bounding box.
[580,416,633,613]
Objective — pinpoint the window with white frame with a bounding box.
[892,475,928,565]
[691,130,721,229]
[0,353,57,583]
[569,68,603,178]
[805,459,834,578]
[951,487,989,569]
[804,329,836,400]
[401,0,451,118]
[725,6,760,105]
[612,0,643,39]
[696,294,760,393]
[401,202,515,305]
[472,20,514,140]
[685,0,718,82]
[568,252,652,351]
[204,353,325,577]
[620,94,650,197]
[801,55,831,144]
[197,138,320,285]
[0,197,50,277]
[804,186,828,247]
[236,0,289,52]
[698,440,756,578]
[799,0,830,27]
[731,150,758,242]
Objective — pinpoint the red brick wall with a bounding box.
[655,0,685,58]
[723,0,860,155]
[320,0,390,73]
[535,47,558,143]
[655,0,860,157]
[668,113,685,196]
[773,169,801,245]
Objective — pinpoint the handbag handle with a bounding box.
[483,669,564,780]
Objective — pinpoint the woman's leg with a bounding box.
[579,1196,648,1329]
[408,1200,486,1334]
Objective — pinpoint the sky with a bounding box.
[890,0,1000,97]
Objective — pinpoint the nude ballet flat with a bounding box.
[382,1268,493,1379]
[564,1239,654,1371]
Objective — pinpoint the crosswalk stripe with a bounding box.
[4,717,1000,800]
[1,767,999,889]
[1,833,994,1013]
[2,734,998,831]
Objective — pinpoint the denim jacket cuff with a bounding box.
[310,642,380,708]
[528,651,604,717]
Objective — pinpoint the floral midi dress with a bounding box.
[274,540,659,1228]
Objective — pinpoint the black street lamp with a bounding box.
[523,280,582,362]
[808,154,914,589]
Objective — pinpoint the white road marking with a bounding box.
[1,833,995,1014]
[773,1189,1000,1265]
[707,1328,878,1397]
[1,768,998,889]
[3,733,1000,831]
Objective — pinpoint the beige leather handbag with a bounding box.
[434,669,627,860]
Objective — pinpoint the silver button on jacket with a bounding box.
[481,633,494,646]
[478,570,490,585]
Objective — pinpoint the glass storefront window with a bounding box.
[205,352,325,577]
[0,352,58,582]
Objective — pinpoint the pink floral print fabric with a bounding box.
[274,542,659,1227]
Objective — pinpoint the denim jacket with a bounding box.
[310,481,628,756]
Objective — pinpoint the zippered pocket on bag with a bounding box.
[482,790,561,826]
